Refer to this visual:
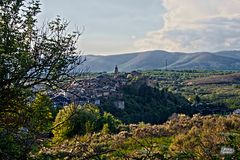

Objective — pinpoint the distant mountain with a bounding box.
[75,50,240,72]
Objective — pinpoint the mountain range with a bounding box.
[75,50,240,72]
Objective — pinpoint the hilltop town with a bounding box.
[50,66,143,109]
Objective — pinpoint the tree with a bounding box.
[0,0,84,158]
[52,104,102,142]
[52,104,122,142]
[30,93,53,133]
[0,0,84,115]
[101,112,122,133]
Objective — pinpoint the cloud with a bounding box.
[134,0,240,52]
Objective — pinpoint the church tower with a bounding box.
[114,65,119,76]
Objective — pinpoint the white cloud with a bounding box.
[134,0,240,52]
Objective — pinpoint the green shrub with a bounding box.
[52,104,122,142]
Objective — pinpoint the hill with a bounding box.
[75,50,240,72]
[100,79,193,124]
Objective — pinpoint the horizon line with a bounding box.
[84,49,240,56]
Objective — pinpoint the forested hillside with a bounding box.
[101,79,194,124]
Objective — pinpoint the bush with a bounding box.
[52,104,122,142]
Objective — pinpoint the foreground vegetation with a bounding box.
[34,109,240,159]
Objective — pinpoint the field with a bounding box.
[143,70,240,110]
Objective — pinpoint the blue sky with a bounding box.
[39,0,240,55]
[39,0,165,55]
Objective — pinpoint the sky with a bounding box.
[39,0,240,55]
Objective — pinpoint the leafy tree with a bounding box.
[52,104,122,142]
[0,0,84,158]
[101,112,122,133]
[0,93,54,159]
[101,123,110,134]
[0,0,83,118]
[29,93,53,133]
[52,104,77,142]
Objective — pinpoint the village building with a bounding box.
[51,67,138,109]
